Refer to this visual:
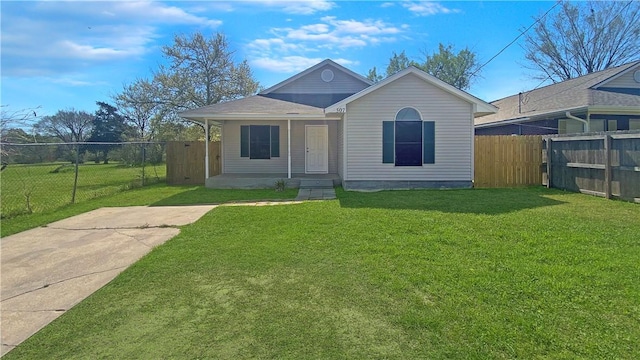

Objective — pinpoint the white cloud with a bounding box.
[247,16,404,72]
[320,16,402,35]
[401,1,460,16]
[112,1,222,27]
[1,1,221,77]
[48,77,104,87]
[247,0,335,15]
[251,17,404,52]
[58,40,139,60]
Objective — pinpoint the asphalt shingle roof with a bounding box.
[476,61,640,126]
[179,95,325,119]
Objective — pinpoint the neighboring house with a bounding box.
[475,61,640,135]
[180,59,496,190]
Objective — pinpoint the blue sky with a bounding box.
[1,0,559,117]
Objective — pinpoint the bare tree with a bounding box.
[154,31,260,112]
[523,1,640,82]
[35,108,93,143]
[1,105,40,140]
[115,79,158,141]
[1,105,41,162]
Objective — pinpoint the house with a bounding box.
[475,61,640,135]
[180,59,497,190]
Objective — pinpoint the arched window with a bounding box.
[394,108,423,166]
[382,108,435,166]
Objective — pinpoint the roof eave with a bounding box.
[327,67,496,114]
[181,113,341,123]
[474,106,589,127]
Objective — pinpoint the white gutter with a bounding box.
[475,117,531,128]
[182,113,339,121]
[565,111,589,132]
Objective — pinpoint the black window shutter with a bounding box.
[270,126,280,157]
[240,125,249,157]
[382,121,394,163]
[423,121,435,164]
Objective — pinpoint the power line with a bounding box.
[467,0,562,81]
[521,0,638,105]
[524,0,637,94]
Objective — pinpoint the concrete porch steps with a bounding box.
[299,179,334,189]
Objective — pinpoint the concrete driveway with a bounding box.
[0,205,216,356]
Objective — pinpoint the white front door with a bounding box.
[305,125,328,173]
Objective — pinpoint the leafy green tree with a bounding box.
[523,1,640,82]
[85,102,127,164]
[366,67,384,82]
[386,51,414,76]
[366,45,480,90]
[420,44,480,90]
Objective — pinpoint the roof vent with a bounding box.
[321,69,334,83]
[634,70,640,83]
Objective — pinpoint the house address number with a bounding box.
[337,108,346,113]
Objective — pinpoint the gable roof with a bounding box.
[326,66,498,117]
[475,61,640,127]
[260,59,373,95]
[179,95,330,123]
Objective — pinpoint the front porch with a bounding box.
[205,173,341,189]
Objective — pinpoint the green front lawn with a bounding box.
[0,184,298,237]
[0,162,167,218]
[6,188,640,359]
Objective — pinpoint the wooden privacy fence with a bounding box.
[474,135,543,188]
[544,132,640,202]
[166,141,221,185]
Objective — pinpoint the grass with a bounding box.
[0,184,298,237]
[0,162,167,218]
[5,187,640,359]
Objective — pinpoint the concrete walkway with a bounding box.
[0,205,216,356]
[295,188,337,201]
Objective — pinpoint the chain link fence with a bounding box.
[1,142,166,219]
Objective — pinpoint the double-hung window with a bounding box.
[240,125,280,159]
[383,108,435,165]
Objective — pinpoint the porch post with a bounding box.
[287,119,291,179]
[204,119,210,181]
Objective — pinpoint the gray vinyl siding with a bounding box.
[272,64,370,94]
[222,120,339,174]
[222,120,288,174]
[604,65,640,88]
[345,73,474,181]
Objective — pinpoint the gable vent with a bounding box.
[321,69,334,82]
